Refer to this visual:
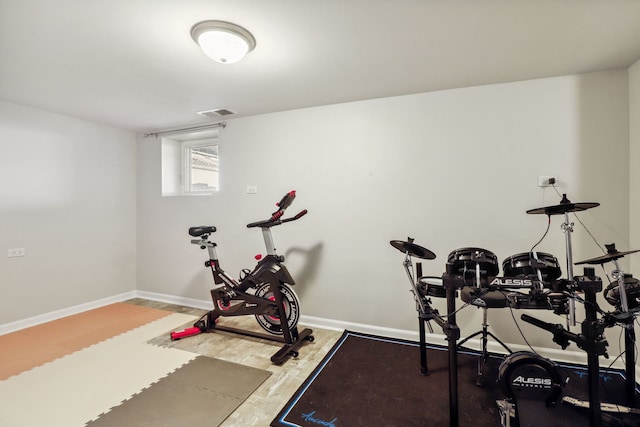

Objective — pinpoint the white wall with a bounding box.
[0,100,137,324]
[137,69,630,357]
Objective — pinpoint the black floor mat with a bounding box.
[272,331,640,427]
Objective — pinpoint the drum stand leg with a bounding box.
[609,258,637,406]
[413,260,437,376]
[443,273,463,427]
[458,307,512,386]
[522,270,607,427]
[624,319,637,406]
[419,313,429,375]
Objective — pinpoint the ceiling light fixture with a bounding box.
[191,20,256,64]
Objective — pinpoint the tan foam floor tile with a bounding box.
[0,303,172,380]
[0,313,198,427]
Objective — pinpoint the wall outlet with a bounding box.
[246,185,258,194]
[8,248,25,257]
[537,176,557,187]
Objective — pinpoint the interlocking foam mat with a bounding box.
[0,304,204,426]
[0,302,175,380]
[86,356,271,427]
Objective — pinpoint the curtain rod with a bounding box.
[144,121,226,138]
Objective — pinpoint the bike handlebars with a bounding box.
[187,191,306,238]
[247,209,307,229]
[247,190,307,229]
[272,190,296,220]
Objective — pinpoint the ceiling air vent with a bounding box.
[197,108,237,118]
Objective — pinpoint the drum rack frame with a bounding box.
[426,267,633,427]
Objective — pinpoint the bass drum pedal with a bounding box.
[497,351,566,427]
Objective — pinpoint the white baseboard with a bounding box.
[0,291,137,336]
[299,314,417,339]
[135,290,212,311]
[297,314,612,368]
[0,291,633,379]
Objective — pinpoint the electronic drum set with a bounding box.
[390,194,640,427]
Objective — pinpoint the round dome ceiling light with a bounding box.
[191,20,256,64]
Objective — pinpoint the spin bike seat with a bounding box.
[188,226,217,237]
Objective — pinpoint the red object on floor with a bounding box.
[170,326,202,340]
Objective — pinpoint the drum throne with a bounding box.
[448,247,512,386]
[458,285,512,386]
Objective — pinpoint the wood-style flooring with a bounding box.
[131,298,343,426]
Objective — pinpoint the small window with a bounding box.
[185,142,218,192]
[161,129,219,196]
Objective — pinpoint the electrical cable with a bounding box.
[551,184,606,255]
[530,214,551,252]
[443,300,473,319]
[504,290,539,354]
[441,271,489,318]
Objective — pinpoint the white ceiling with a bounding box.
[2,0,640,133]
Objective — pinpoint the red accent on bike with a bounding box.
[170,327,202,340]
[255,254,263,260]
[267,295,281,321]
[277,191,295,206]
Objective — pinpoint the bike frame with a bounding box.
[171,191,313,365]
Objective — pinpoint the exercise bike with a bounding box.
[170,190,314,365]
